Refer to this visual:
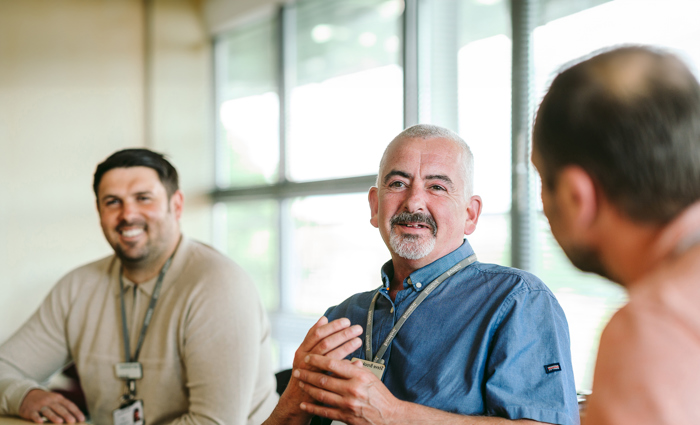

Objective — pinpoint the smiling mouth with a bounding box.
[400,223,430,229]
[390,212,437,236]
[120,228,144,238]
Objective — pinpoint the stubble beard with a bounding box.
[564,243,617,283]
[114,242,150,266]
[546,200,616,282]
[111,219,153,268]
[112,236,153,269]
[389,212,437,260]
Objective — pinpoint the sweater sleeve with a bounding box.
[0,277,74,415]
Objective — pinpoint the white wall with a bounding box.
[0,0,212,343]
[150,0,214,244]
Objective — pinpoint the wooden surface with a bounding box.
[0,418,33,425]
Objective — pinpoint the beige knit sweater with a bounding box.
[0,237,278,424]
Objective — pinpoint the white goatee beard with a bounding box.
[389,232,436,260]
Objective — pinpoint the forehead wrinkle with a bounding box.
[380,142,423,184]
[379,138,466,190]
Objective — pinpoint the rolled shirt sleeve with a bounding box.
[485,287,579,425]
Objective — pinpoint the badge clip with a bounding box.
[115,362,143,380]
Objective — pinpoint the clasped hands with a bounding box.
[279,316,401,425]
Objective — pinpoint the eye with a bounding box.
[137,195,151,202]
[430,184,447,191]
[104,198,120,207]
[388,181,406,188]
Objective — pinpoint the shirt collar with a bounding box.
[112,236,190,296]
[119,273,159,296]
[380,239,476,292]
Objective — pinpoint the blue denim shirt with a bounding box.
[324,240,579,425]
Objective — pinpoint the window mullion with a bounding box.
[278,3,295,184]
[277,4,296,316]
[510,0,537,272]
[403,0,419,127]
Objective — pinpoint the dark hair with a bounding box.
[533,45,700,223]
[93,148,179,199]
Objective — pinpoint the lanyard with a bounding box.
[118,250,176,399]
[365,254,477,364]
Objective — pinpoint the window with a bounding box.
[215,17,279,188]
[213,0,700,391]
[289,0,404,181]
[214,0,403,369]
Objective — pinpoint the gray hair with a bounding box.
[377,124,475,197]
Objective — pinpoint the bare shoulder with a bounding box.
[588,293,700,424]
[598,298,681,362]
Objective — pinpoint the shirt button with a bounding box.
[415,282,422,288]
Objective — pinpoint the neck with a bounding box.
[388,240,464,299]
[122,235,181,284]
[598,202,700,286]
[388,256,431,301]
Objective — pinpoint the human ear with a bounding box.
[557,166,598,236]
[368,187,379,229]
[171,190,184,220]
[464,195,483,236]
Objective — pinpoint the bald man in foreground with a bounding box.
[265,124,579,425]
[532,46,700,424]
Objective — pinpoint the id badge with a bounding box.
[351,357,385,380]
[115,362,143,380]
[113,399,144,425]
[329,359,385,425]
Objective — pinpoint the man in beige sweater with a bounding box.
[0,149,278,424]
[532,46,700,424]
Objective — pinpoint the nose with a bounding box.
[119,200,139,222]
[403,184,427,213]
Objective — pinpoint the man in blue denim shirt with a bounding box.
[264,124,579,425]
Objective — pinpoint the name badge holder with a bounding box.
[113,252,176,425]
[113,398,144,425]
[350,358,385,380]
